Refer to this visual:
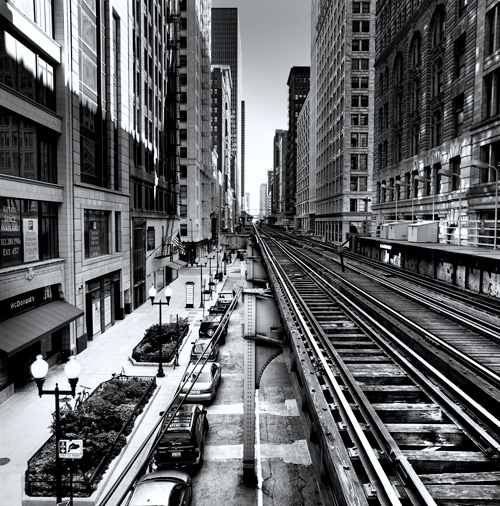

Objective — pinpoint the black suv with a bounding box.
[199,314,227,344]
[155,404,209,469]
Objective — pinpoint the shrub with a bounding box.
[26,376,155,497]
[132,318,189,363]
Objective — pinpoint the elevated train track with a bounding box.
[256,227,500,505]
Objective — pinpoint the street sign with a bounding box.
[59,439,83,459]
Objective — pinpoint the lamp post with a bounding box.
[148,284,169,378]
[413,174,435,219]
[475,161,499,249]
[195,256,207,309]
[438,168,463,244]
[31,354,82,504]
[362,197,371,236]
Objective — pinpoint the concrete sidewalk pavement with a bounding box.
[0,261,244,506]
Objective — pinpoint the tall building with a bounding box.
[259,183,268,218]
[373,0,497,248]
[130,0,181,308]
[211,7,242,226]
[241,99,245,201]
[179,0,212,264]
[310,0,375,241]
[296,93,312,232]
[0,0,180,399]
[272,130,288,221]
[286,67,310,225]
[211,64,233,233]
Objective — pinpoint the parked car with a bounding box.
[216,290,235,307]
[126,470,192,506]
[199,313,228,344]
[180,362,221,403]
[190,337,219,362]
[155,404,209,469]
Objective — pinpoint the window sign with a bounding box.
[23,218,39,262]
[0,199,22,267]
[89,222,101,257]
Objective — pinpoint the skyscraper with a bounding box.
[286,67,310,223]
[211,7,242,225]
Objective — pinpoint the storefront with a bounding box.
[0,285,83,400]
[84,271,122,341]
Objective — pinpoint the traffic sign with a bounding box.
[59,439,83,459]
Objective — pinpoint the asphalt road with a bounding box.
[191,302,321,505]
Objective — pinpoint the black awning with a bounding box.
[0,300,84,356]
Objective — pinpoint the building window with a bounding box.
[454,94,464,137]
[0,198,58,268]
[394,132,402,162]
[454,34,466,79]
[353,21,370,33]
[432,10,445,48]
[410,33,422,68]
[487,4,500,56]
[352,39,370,52]
[350,176,367,191]
[431,58,443,97]
[394,53,404,83]
[459,0,467,17]
[410,123,420,155]
[450,157,461,191]
[115,212,122,252]
[0,108,57,183]
[411,78,420,113]
[0,29,55,110]
[353,2,369,13]
[484,68,500,119]
[84,209,110,259]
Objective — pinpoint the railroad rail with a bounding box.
[256,227,500,505]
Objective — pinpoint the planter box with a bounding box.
[23,376,157,505]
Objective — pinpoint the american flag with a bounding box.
[172,231,185,254]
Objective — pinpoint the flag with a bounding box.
[172,231,185,254]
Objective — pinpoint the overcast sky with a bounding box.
[212,0,311,215]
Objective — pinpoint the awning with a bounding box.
[0,300,84,357]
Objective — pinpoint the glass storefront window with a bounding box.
[84,209,110,258]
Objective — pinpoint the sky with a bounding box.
[212,0,311,216]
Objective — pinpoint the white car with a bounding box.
[180,362,221,403]
[127,470,192,506]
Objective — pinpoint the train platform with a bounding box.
[0,259,245,506]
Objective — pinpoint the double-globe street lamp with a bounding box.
[148,284,173,378]
[195,256,208,310]
[31,354,82,504]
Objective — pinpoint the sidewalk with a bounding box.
[0,261,244,506]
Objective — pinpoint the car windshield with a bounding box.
[193,343,208,353]
[187,371,211,382]
[161,431,192,445]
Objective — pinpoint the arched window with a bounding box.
[393,53,404,83]
[410,33,422,68]
[432,9,445,48]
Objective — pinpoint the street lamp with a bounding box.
[475,161,499,249]
[148,284,169,378]
[362,198,371,236]
[31,354,82,504]
[413,174,435,219]
[438,168,463,244]
[195,256,207,309]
